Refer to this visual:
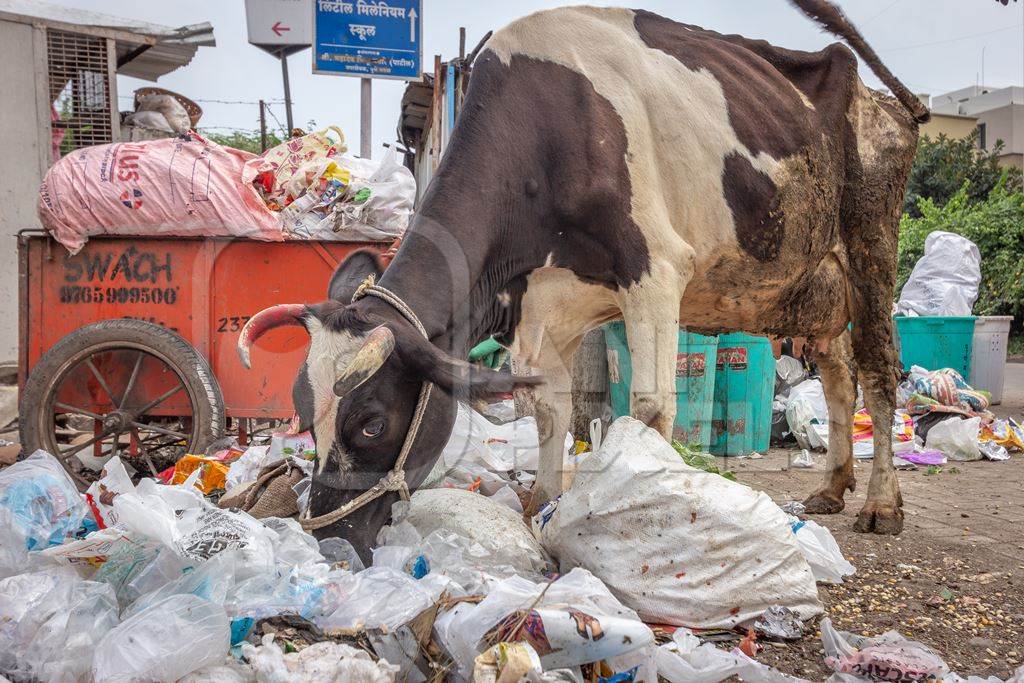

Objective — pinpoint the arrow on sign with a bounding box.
[409,7,417,43]
[272,21,290,37]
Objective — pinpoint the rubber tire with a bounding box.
[19,319,225,463]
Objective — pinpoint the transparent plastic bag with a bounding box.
[24,577,120,683]
[93,594,230,683]
[926,416,982,462]
[819,617,948,682]
[790,519,855,584]
[655,628,809,683]
[262,516,324,568]
[317,566,441,632]
[0,450,87,549]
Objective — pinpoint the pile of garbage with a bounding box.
[37,125,415,255]
[772,355,1021,467]
[3,402,1022,682]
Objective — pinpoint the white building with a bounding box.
[929,85,1024,170]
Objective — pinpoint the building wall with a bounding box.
[920,113,978,141]
[0,18,50,363]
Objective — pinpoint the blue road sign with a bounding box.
[312,0,421,80]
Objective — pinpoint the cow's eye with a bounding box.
[362,417,386,439]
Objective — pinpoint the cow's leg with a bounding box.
[849,239,905,535]
[526,332,580,514]
[804,331,856,513]
[621,259,689,438]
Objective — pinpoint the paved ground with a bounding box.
[726,359,1024,680]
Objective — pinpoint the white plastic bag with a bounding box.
[437,567,652,678]
[93,595,230,682]
[786,380,829,451]
[791,519,855,584]
[656,628,810,683]
[241,634,399,682]
[539,417,822,628]
[0,450,88,549]
[897,231,981,317]
[926,416,982,461]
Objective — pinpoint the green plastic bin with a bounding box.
[710,333,775,456]
[893,316,976,378]
[603,322,718,450]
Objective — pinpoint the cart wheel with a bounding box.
[20,319,225,486]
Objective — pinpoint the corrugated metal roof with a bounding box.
[0,0,214,80]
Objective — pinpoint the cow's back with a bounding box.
[484,7,862,335]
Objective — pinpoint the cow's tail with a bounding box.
[787,0,930,122]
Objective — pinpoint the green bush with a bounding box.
[897,176,1024,319]
[903,132,1021,217]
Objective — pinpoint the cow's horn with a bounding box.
[334,325,395,398]
[237,304,308,369]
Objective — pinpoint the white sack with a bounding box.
[539,417,822,628]
[394,488,552,576]
[897,231,981,317]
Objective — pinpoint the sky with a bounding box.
[71,0,1024,156]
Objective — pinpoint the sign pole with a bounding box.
[360,77,372,158]
[280,49,294,133]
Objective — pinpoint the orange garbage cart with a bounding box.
[17,231,385,485]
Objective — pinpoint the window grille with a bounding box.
[47,29,115,155]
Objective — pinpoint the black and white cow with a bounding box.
[240,0,927,559]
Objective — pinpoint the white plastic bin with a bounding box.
[969,316,1013,404]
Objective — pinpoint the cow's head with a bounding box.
[238,250,538,561]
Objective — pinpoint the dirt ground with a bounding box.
[727,361,1024,680]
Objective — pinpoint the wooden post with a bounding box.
[259,100,267,152]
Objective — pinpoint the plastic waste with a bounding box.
[897,231,981,317]
[792,449,814,468]
[93,595,231,682]
[122,549,238,620]
[0,449,88,549]
[820,616,948,682]
[474,641,544,683]
[655,628,810,683]
[387,488,553,577]
[0,566,120,682]
[437,567,653,678]
[134,93,191,133]
[85,455,137,528]
[539,417,822,628]
[319,536,365,572]
[316,566,441,631]
[225,445,281,490]
[790,518,855,584]
[263,516,324,567]
[753,606,805,640]
[926,416,982,461]
[978,440,1010,461]
[786,380,829,451]
[241,634,399,682]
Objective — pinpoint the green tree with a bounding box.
[903,131,1021,217]
[897,176,1024,319]
[201,129,283,154]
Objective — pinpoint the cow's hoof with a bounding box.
[853,502,904,535]
[803,490,845,514]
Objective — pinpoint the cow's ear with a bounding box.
[397,331,542,399]
[328,249,385,303]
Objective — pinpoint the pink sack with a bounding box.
[38,133,284,254]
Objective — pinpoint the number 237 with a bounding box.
[216,316,251,333]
